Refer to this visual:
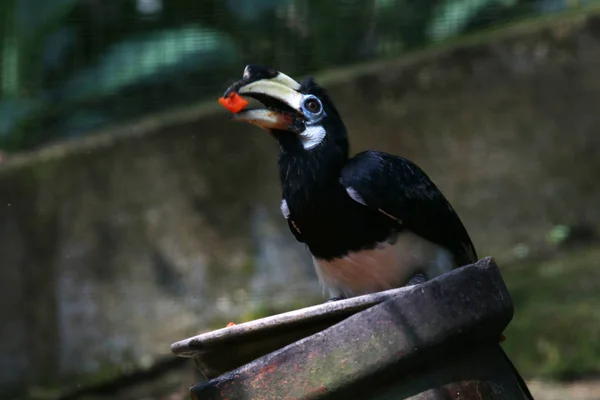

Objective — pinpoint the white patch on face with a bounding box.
[300,125,326,150]
[312,231,454,298]
[345,187,366,206]
[280,199,290,219]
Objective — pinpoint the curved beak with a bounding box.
[237,80,304,112]
[231,109,298,131]
[225,65,305,132]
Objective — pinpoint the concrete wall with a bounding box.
[2,10,600,391]
[0,112,317,390]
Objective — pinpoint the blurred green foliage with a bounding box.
[0,0,594,151]
[503,245,600,379]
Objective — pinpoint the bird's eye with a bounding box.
[302,97,322,115]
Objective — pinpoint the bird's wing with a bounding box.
[286,219,304,243]
[340,151,477,267]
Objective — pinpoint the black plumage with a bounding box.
[270,77,475,267]
[340,151,478,266]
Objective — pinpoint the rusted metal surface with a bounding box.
[340,343,526,399]
[180,257,530,399]
[172,286,417,379]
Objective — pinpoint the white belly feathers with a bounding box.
[313,231,454,298]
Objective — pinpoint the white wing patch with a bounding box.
[280,199,290,219]
[300,125,326,150]
[345,186,367,205]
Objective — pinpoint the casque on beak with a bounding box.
[223,65,305,133]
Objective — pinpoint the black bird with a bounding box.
[222,65,533,399]
[224,65,476,298]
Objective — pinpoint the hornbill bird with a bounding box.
[222,65,477,298]
[220,65,533,399]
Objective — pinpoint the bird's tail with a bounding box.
[499,345,534,399]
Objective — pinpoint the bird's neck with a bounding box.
[278,145,348,207]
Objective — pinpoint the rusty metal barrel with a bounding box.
[171,257,532,399]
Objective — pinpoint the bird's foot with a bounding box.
[406,272,428,286]
[326,296,346,303]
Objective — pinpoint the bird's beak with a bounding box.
[224,66,305,132]
[230,108,299,131]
